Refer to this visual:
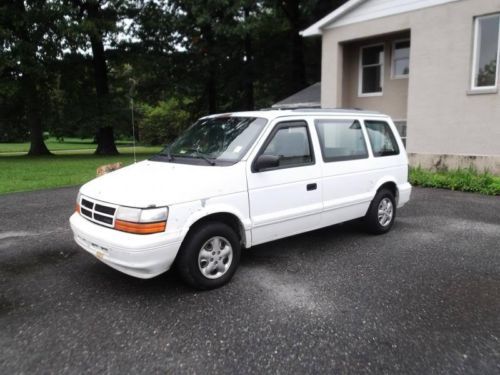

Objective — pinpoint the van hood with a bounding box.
[80,160,247,208]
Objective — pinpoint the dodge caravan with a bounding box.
[70,109,411,289]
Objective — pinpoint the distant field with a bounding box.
[0,137,133,154]
[0,146,162,195]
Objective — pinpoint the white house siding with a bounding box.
[320,0,500,172]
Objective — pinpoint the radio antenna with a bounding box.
[129,78,137,163]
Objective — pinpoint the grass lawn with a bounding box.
[0,137,133,154]
[0,146,162,195]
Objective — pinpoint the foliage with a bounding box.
[138,98,194,146]
[0,0,347,154]
[410,167,500,196]
[477,60,498,87]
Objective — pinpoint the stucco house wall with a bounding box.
[318,0,500,172]
[341,31,410,120]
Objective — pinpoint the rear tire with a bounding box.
[176,222,241,290]
[364,188,396,235]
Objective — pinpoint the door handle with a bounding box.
[306,183,317,191]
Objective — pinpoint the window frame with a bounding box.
[364,120,400,158]
[392,119,407,148]
[358,43,385,97]
[471,13,500,91]
[391,39,410,79]
[251,120,315,173]
[314,118,369,163]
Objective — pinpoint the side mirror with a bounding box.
[253,154,280,172]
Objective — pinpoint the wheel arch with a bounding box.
[373,178,399,203]
[182,210,249,249]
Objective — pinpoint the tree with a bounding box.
[0,0,65,155]
[68,0,131,154]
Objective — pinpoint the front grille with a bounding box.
[79,196,117,228]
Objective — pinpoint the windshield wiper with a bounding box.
[159,146,174,162]
[182,147,216,165]
[194,153,216,166]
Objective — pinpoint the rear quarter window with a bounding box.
[365,120,400,157]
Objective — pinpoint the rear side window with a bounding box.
[261,121,313,168]
[314,119,368,162]
[365,120,400,157]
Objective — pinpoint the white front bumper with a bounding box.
[70,213,183,279]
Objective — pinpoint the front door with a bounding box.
[247,120,322,246]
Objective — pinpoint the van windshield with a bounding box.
[154,116,267,165]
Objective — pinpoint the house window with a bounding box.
[392,40,410,78]
[472,14,500,89]
[393,120,407,147]
[359,44,384,96]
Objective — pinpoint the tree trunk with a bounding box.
[207,63,217,114]
[89,33,109,98]
[26,81,51,156]
[290,29,307,92]
[280,0,307,92]
[86,2,118,155]
[95,126,118,155]
[202,24,217,114]
[243,8,254,111]
[15,1,51,156]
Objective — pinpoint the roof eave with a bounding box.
[300,0,367,37]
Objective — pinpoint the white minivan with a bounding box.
[70,109,411,289]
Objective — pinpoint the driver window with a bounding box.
[261,122,313,167]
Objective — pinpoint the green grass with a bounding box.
[0,137,134,154]
[0,146,162,195]
[410,167,500,196]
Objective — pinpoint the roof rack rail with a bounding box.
[290,107,381,114]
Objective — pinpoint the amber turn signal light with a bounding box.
[114,219,166,235]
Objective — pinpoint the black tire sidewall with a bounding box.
[366,189,396,234]
[177,222,241,290]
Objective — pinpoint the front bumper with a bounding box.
[70,213,183,279]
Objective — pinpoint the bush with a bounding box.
[138,98,192,146]
[410,167,500,195]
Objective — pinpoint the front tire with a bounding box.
[364,188,396,234]
[176,222,241,290]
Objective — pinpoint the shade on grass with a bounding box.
[0,147,161,195]
[0,137,135,154]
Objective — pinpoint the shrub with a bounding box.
[138,98,192,146]
[410,167,500,195]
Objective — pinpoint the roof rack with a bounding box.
[290,107,381,114]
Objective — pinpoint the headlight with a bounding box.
[115,206,168,234]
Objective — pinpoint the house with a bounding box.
[301,0,500,173]
[272,82,321,109]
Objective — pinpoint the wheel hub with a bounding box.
[377,197,394,227]
[198,236,233,279]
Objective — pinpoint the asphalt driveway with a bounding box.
[1,187,499,374]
